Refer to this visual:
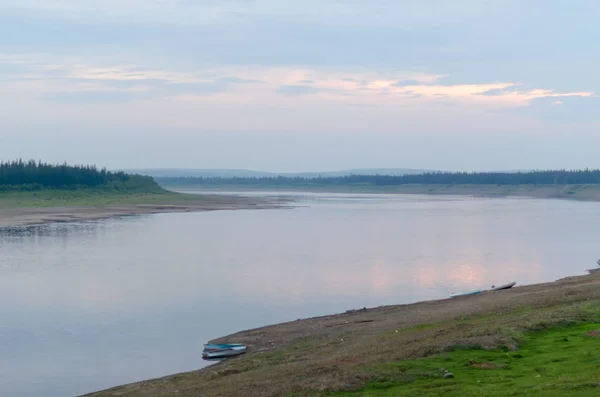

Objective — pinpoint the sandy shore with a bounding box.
[385,183,600,201]
[0,195,285,228]
[172,183,600,202]
[84,270,600,397]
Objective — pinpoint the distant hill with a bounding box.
[156,169,600,188]
[289,168,433,177]
[125,168,433,178]
[125,169,274,178]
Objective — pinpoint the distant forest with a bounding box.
[0,159,159,191]
[157,170,600,187]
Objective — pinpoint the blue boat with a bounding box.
[202,343,247,359]
[203,343,245,351]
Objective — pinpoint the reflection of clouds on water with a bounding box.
[0,196,590,311]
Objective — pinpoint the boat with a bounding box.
[203,343,245,351]
[490,281,516,291]
[202,345,247,359]
[450,289,482,298]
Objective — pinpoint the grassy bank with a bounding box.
[85,272,600,397]
[0,187,284,228]
[333,320,600,396]
[0,188,210,208]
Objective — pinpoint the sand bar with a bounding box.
[0,195,287,228]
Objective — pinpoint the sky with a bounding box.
[1,0,599,172]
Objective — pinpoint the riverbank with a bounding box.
[0,191,285,228]
[84,270,600,397]
[163,183,600,202]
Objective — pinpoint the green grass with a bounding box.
[0,188,209,208]
[330,322,600,397]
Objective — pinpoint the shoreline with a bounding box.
[0,193,286,228]
[3,184,598,228]
[163,183,600,202]
[84,270,600,397]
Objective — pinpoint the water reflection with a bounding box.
[0,194,599,397]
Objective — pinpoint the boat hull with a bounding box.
[203,343,245,351]
[450,290,482,298]
[202,346,246,359]
[491,282,516,291]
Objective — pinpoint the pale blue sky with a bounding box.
[0,0,598,171]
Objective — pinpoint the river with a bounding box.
[1,192,598,396]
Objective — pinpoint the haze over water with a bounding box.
[1,192,599,397]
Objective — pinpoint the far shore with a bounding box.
[3,183,599,228]
[162,183,600,202]
[0,193,286,228]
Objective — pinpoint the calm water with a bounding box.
[1,193,599,397]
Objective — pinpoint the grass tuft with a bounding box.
[331,322,600,396]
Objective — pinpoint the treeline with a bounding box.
[0,159,160,192]
[157,169,600,187]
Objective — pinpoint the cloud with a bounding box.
[0,0,517,28]
[276,84,341,96]
[0,52,594,111]
[42,91,147,104]
[477,86,523,96]
[0,55,273,103]
[4,0,599,98]
[392,79,430,87]
[217,77,262,84]
[70,78,170,89]
[40,81,240,103]
[506,96,600,123]
[392,74,443,87]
